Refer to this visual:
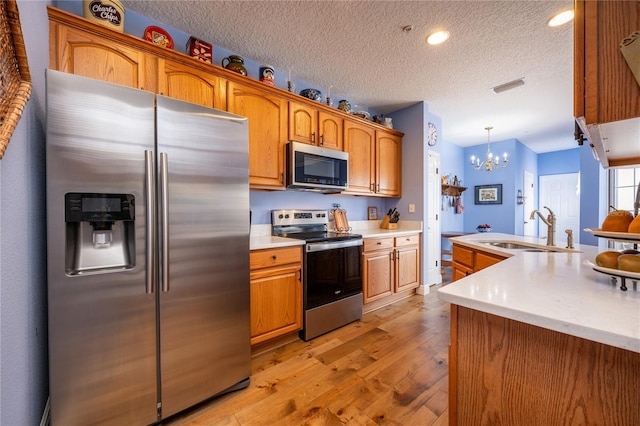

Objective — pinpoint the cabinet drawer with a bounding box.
[475,251,505,271]
[364,237,395,252]
[395,234,419,247]
[452,244,474,269]
[250,246,302,270]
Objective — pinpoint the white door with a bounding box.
[539,173,580,246]
[523,171,535,236]
[426,151,441,285]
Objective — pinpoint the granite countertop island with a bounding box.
[437,232,640,353]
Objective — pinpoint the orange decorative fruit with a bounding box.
[628,214,640,233]
[601,207,633,232]
[595,251,622,269]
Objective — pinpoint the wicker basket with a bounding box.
[0,0,31,159]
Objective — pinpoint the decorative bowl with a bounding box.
[352,111,370,120]
[299,88,322,102]
[476,226,492,233]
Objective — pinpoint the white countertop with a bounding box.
[250,220,423,250]
[437,232,640,353]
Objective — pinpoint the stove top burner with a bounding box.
[278,231,362,243]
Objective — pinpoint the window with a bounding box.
[610,167,640,213]
[608,167,640,250]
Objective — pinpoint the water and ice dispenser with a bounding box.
[65,193,136,275]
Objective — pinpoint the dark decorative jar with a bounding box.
[221,55,247,76]
[338,99,351,113]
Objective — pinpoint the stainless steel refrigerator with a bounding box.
[45,69,251,425]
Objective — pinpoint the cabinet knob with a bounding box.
[377,241,382,245]
[272,255,277,260]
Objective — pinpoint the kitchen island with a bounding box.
[438,233,640,425]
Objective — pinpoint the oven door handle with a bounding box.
[306,239,363,252]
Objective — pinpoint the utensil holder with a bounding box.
[380,216,398,229]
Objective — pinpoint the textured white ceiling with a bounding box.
[122,0,576,153]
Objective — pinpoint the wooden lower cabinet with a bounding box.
[363,234,420,312]
[249,246,303,346]
[451,243,505,281]
[449,305,640,425]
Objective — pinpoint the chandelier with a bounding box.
[470,126,508,171]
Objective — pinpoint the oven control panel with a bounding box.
[272,209,329,226]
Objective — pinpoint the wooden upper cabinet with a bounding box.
[157,59,226,110]
[50,22,155,91]
[343,119,402,197]
[318,111,343,150]
[575,0,640,124]
[227,82,288,189]
[289,101,343,150]
[344,119,376,194]
[289,101,318,145]
[376,131,401,197]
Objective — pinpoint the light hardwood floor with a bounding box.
[163,283,451,425]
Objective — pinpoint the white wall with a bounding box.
[0,1,50,424]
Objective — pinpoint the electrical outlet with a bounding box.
[408,203,415,213]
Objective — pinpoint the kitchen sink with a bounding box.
[480,241,561,252]
[485,242,538,249]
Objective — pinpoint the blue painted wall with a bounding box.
[538,148,580,176]
[439,142,465,232]
[389,102,426,221]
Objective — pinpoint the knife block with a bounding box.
[380,216,398,229]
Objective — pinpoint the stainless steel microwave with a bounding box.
[286,141,349,193]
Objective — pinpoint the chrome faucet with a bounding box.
[530,206,556,246]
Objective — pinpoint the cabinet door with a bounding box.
[318,111,343,150]
[579,0,640,124]
[395,245,420,292]
[344,119,375,194]
[452,262,472,282]
[158,59,226,109]
[363,249,393,303]
[475,251,505,271]
[289,101,317,145]
[51,24,155,91]
[227,82,288,189]
[250,265,302,345]
[376,131,402,196]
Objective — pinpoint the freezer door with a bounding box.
[45,70,158,425]
[156,96,251,418]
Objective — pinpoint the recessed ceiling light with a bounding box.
[426,30,449,45]
[548,10,574,27]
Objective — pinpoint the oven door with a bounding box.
[304,239,362,309]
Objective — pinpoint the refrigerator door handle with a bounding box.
[145,150,155,294]
[159,152,170,292]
